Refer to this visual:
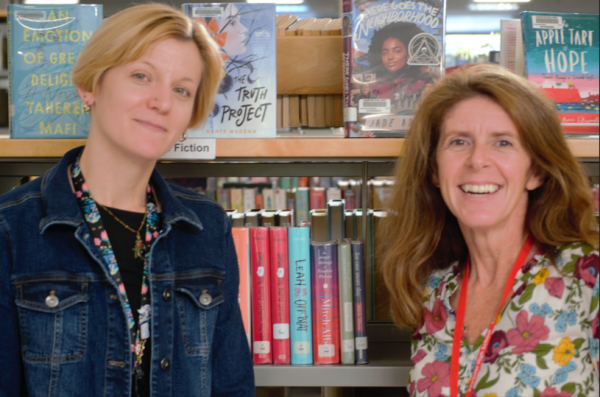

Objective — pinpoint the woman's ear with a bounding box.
[77,86,95,105]
[526,166,545,191]
[431,171,440,187]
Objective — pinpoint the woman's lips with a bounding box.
[135,119,167,132]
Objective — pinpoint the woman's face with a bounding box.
[381,37,408,73]
[220,4,248,57]
[433,96,542,234]
[80,37,203,162]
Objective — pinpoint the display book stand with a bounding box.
[0,35,599,388]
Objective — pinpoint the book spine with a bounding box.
[338,242,355,364]
[311,242,340,364]
[243,188,256,212]
[230,189,244,212]
[288,227,313,364]
[295,188,309,225]
[342,0,353,137]
[263,189,276,210]
[251,227,273,364]
[310,188,326,210]
[351,241,368,364]
[270,227,291,364]
[232,227,252,346]
[275,188,287,210]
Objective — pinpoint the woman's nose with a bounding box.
[149,84,172,113]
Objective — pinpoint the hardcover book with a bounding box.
[311,241,341,365]
[343,0,446,138]
[251,227,273,364]
[8,4,103,138]
[354,209,375,321]
[327,199,346,241]
[295,187,310,226]
[182,3,276,138]
[288,226,313,365]
[232,227,252,345]
[270,227,291,364]
[338,240,355,364]
[521,12,599,134]
[351,240,368,364]
[310,187,327,210]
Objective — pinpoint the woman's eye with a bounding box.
[450,139,466,146]
[174,87,190,96]
[497,140,512,147]
[133,73,148,81]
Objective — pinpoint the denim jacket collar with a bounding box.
[39,146,203,234]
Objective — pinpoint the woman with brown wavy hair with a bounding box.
[381,64,599,397]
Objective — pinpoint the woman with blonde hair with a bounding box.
[0,4,253,396]
[381,64,598,396]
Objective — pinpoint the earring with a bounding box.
[179,131,187,142]
[83,103,90,113]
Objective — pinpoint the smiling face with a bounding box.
[381,37,408,73]
[433,96,543,234]
[220,4,248,57]
[80,37,203,162]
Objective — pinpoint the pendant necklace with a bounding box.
[96,202,148,259]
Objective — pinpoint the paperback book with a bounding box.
[251,227,273,364]
[270,227,291,364]
[343,0,446,138]
[182,3,276,138]
[8,4,103,138]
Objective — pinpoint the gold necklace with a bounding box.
[97,203,148,259]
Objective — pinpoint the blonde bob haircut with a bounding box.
[381,63,599,330]
[73,3,223,128]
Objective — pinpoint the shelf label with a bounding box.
[161,139,216,160]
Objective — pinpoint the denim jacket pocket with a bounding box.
[174,270,225,357]
[14,275,90,364]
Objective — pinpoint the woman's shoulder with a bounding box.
[540,242,598,276]
[167,182,226,219]
[0,177,44,215]
[423,264,460,304]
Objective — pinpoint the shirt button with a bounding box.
[160,358,171,371]
[45,291,59,308]
[109,294,119,300]
[162,288,171,301]
[199,291,212,306]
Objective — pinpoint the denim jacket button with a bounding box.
[45,291,59,308]
[199,292,212,306]
[160,358,171,371]
[109,294,119,300]
[162,288,171,301]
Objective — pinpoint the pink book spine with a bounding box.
[270,227,291,364]
[310,188,326,210]
[251,227,272,364]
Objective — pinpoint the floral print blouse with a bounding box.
[409,242,599,397]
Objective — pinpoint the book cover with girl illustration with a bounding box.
[343,0,445,138]
[182,3,276,138]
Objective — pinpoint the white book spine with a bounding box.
[243,188,256,212]
[326,187,342,202]
[275,188,287,210]
[500,19,524,76]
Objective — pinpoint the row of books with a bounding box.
[232,200,389,365]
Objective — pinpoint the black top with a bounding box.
[97,205,153,397]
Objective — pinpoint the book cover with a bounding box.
[311,241,341,364]
[217,188,231,209]
[351,240,368,364]
[243,188,256,212]
[295,187,310,226]
[263,188,276,210]
[326,187,342,202]
[277,209,294,227]
[232,227,252,345]
[182,3,277,138]
[251,227,273,364]
[275,188,287,210]
[500,19,524,76]
[270,227,291,364]
[310,187,326,210]
[343,0,446,138]
[231,212,245,227]
[255,193,263,210]
[327,199,346,241]
[244,209,263,227]
[8,4,103,138]
[261,209,279,227]
[338,240,355,365]
[230,188,244,212]
[288,226,313,365]
[521,12,599,133]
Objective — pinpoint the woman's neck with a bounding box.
[79,133,155,213]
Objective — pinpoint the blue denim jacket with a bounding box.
[0,147,255,397]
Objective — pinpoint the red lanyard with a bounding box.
[450,236,534,397]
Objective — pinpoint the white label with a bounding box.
[140,323,149,340]
[344,107,357,122]
[161,139,216,160]
[343,339,355,353]
[318,344,335,357]
[532,15,563,29]
[355,337,368,350]
[273,323,290,340]
[344,302,354,331]
[277,268,285,278]
[294,342,310,354]
[257,266,265,277]
[358,99,391,114]
[192,7,223,18]
[15,11,46,21]
[254,341,270,354]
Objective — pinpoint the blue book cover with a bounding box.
[521,12,599,131]
[182,3,276,138]
[295,187,309,226]
[8,4,103,138]
[351,239,368,364]
[288,226,313,365]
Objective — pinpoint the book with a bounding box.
[232,227,252,345]
[521,12,599,134]
[261,209,279,227]
[270,227,291,364]
[286,189,296,213]
[230,188,244,212]
[243,188,256,212]
[372,210,391,321]
[343,189,356,210]
[351,240,368,364]
[231,212,245,227]
[326,187,342,202]
[217,188,231,209]
[255,193,264,209]
[311,241,340,364]
[343,0,445,138]
[182,3,277,138]
[277,209,294,227]
[263,188,276,210]
[295,187,310,226]
[309,209,328,243]
[244,209,263,227]
[251,227,273,364]
[371,180,394,209]
[310,187,327,210]
[344,210,355,240]
[338,240,355,364]
[327,199,346,241]
[8,4,103,138]
[288,225,313,365]
[354,209,374,321]
[500,19,525,76]
[275,188,287,210]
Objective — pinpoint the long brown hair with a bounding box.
[381,63,599,330]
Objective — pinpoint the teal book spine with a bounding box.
[338,240,355,364]
[295,188,309,226]
[288,226,313,364]
[8,4,103,138]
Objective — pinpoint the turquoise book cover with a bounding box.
[182,3,276,138]
[288,227,313,365]
[521,12,599,132]
[295,188,309,226]
[8,4,103,138]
